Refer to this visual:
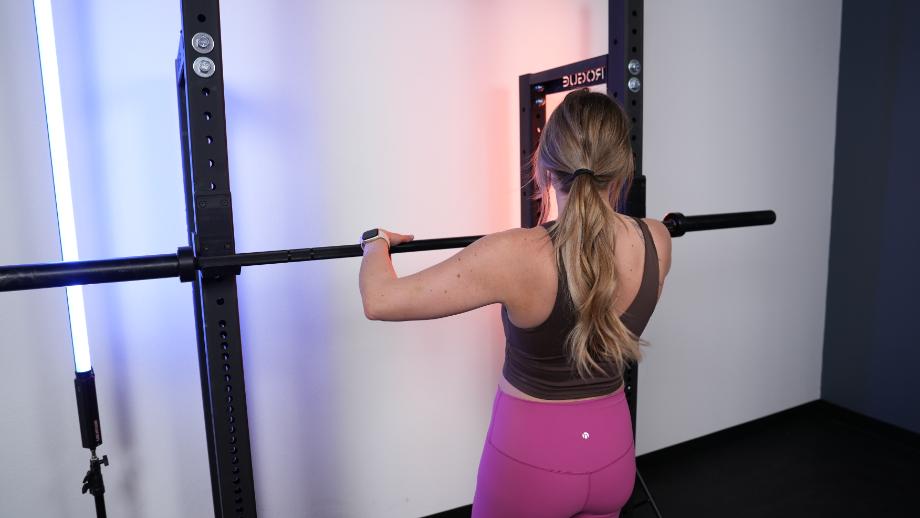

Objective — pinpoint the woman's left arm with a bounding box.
[359,228,521,321]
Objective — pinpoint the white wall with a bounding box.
[636,0,841,453]
[0,0,840,516]
[224,3,609,516]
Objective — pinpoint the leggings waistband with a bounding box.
[496,385,627,409]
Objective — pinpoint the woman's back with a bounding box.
[499,212,672,403]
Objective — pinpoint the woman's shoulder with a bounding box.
[637,217,672,278]
[467,225,553,274]
[481,225,552,249]
[609,213,672,277]
[614,213,669,246]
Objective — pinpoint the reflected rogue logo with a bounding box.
[562,67,605,89]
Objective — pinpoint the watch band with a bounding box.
[361,229,391,251]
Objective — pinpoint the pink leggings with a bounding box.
[472,386,635,518]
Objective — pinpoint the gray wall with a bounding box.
[821,0,920,434]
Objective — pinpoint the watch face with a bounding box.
[362,229,379,241]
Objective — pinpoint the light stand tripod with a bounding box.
[75,369,108,518]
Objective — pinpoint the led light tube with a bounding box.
[34,0,92,373]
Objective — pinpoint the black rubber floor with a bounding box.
[629,400,920,518]
[429,399,920,518]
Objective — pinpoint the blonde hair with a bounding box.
[531,89,648,379]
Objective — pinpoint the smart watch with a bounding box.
[360,228,391,251]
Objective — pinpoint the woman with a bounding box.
[359,89,672,518]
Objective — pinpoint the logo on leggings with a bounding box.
[582,432,590,440]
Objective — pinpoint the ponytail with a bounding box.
[531,89,647,379]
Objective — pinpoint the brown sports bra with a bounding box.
[500,216,660,400]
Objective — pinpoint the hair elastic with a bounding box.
[572,168,594,179]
